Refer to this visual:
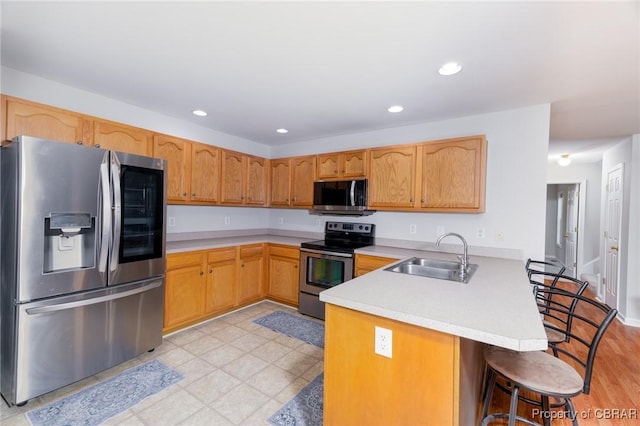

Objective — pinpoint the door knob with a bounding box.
[610,245,619,251]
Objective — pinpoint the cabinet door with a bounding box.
[316,153,341,180]
[342,150,367,178]
[153,134,191,203]
[368,146,417,208]
[245,156,267,205]
[4,97,88,145]
[164,253,205,330]
[354,254,397,277]
[221,150,245,205]
[420,136,487,211]
[291,156,316,207]
[270,159,291,206]
[268,245,299,305]
[191,143,220,203]
[93,120,151,156]
[237,245,265,305]
[206,248,237,313]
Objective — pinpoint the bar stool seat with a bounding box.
[542,320,567,344]
[484,346,583,396]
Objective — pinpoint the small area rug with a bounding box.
[253,311,325,348]
[26,359,183,426]
[267,373,324,426]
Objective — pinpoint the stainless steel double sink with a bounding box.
[384,257,478,284]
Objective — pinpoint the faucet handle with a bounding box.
[457,254,469,266]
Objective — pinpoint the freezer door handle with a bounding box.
[25,279,162,315]
[98,154,111,274]
[110,153,122,273]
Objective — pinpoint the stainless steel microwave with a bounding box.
[312,179,375,215]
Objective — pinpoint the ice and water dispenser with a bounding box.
[43,212,96,273]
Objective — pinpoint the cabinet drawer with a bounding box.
[207,247,237,263]
[167,251,204,270]
[239,244,264,259]
[269,244,299,259]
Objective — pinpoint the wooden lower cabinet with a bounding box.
[237,244,265,305]
[267,244,300,306]
[324,304,485,426]
[206,247,237,313]
[354,254,397,277]
[164,251,206,332]
[165,243,298,333]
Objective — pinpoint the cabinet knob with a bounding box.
[286,198,289,202]
[209,269,213,273]
[294,265,298,269]
[334,170,338,173]
[421,199,425,203]
[241,264,245,268]
[200,271,204,276]
[183,192,187,196]
[409,198,414,203]
[192,193,196,196]
[76,141,83,145]
[94,144,100,148]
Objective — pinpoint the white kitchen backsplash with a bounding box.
[167,205,270,233]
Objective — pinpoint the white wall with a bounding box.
[271,105,551,262]
[166,206,270,234]
[600,135,640,326]
[1,67,270,157]
[2,68,551,262]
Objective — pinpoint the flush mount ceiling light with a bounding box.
[558,154,572,167]
[276,128,289,134]
[388,105,404,113]
[438,62,463,76]
[192,109,207,117]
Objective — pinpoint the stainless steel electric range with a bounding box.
[298,221,375,320]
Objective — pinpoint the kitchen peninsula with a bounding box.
[320,250,547,426]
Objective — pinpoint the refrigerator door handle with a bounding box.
[110,153,122,273]
[25,279,162,315]
[98,155,111,274]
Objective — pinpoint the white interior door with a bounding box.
[564,185,579,277]
[604,165,623,309]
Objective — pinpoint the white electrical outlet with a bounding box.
[496,231,504,241]
[374,326,392,358]
[316,219,322,227]
[409,224,417,234]
[168,217,176,227]
[437,226,445,236]
[224,217,231,225]
[279,217,284,225]
[476,227,485,239]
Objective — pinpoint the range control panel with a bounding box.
[325,221,375,236]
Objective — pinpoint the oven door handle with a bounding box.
[301,248,354,258]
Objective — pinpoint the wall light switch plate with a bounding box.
[224,217,231,225]
[168,217,176,227]
[409,224,417,234]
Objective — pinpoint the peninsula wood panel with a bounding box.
[3,96,90,145]
[368,145,417,208]
[153,134,191,202]
[190,143,220,203]
[324,304,461,425]
[420,135,487,212]
[93,120,152,156]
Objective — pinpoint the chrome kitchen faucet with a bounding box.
[436,232,470,279]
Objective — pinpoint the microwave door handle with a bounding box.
[98,155,111,274]
[110,153,122,273]
[350,180,356,206]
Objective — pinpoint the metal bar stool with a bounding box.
[525,258,566,276]
[481,289,617,426]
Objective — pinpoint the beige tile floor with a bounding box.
[0,301,324,426]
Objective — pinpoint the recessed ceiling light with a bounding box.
[558,154,571,167]
[276,128,289,134]
[438,62,463,76]
[388,105,404,113]
[192,109,207,117]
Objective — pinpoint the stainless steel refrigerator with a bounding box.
[0,136,167,406]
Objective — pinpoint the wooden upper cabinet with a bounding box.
[420,135,487,212]
[221,150,246,205]
[3,96,90,145]
[368,145,417,208]
[317,150,367,180]
[245,156,267,205]
[153,134,191,202]
[93,120,152,156]
[190,143,220,203]
[270,158,292,206]
[291,156,316,207]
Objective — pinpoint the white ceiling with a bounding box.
[1,1,639,160]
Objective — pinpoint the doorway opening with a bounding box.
[545,182,583,278]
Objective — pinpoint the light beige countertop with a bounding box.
[320,249,548,352]
[166,229,319,253]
